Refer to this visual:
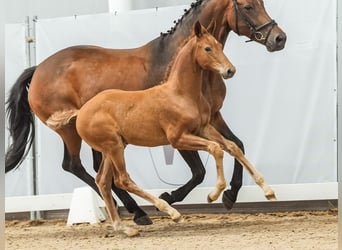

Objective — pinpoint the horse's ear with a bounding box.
[194,21,203,38]
[206,20,216,34]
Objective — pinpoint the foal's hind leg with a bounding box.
[92,149,152,225]
[95,156,139,237]
[58,127,151,225]
[106,142,182,223]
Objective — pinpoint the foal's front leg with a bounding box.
[170,133,227,203]
[221,138,276,201]
[202,125,277,201]
[210,111,244,209]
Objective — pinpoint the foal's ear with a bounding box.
[206,20,216,34]
[194,21,204,38]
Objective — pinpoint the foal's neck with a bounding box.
[166,39,204,99]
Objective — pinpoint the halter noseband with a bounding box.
[233,0,277,43]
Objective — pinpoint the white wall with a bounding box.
[6,0,338,199]
[4,1,338,207]
[109,0,193,11]
[5,0,108,23]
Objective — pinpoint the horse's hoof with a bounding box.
[159,192,173,205]
[133,215,153,225]
[222,190,236,210]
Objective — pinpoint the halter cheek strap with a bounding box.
[232,0,277,43]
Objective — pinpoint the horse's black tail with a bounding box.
[5,66,37,173]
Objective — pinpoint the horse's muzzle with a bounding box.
[266,31,287,52]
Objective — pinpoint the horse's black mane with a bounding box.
[160,0,205,37]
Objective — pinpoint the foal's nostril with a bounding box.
[227,68,235,77]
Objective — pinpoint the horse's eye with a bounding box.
[205,47,212,52]
[244,4,253,11]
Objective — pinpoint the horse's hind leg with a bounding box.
[59,130,103,196]
[92,149,152,225]
[95,156,138,237]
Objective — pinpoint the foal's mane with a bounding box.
[160,35,195,84]
[160,0,206,37]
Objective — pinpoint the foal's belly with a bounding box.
[120,121,170,147]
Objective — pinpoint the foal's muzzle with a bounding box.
[222,67,236,79]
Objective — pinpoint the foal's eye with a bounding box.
[205,47,212,52]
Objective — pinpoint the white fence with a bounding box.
[5,0,338,213]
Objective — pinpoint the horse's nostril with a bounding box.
[276,33,287,47]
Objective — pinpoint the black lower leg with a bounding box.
[159,150,205,205]
[221,135,244,210]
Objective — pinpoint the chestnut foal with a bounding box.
[48,22,276,236]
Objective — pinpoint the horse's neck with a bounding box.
[168,0,231,42]
[149,0,231,74]
[166,40,203,100]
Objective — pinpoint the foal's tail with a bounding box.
[5,66,37,173]
[46,110,78,130]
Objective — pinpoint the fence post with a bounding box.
[337,0,342,246]
[25,15,40,220]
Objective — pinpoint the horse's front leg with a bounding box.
[159,150,206,205]
[210,111,244,210]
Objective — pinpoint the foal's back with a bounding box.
[76,86,172,148]
[76,22,234,153]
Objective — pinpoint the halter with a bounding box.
[233,0,277,43]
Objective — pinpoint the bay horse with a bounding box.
[6,0,286,225]
[47,22,276,236]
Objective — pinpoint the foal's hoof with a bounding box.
[173,215,184,223]
[222,190,236,210]
[265,192,277,201]
[207,195,214,203]
[207,191,219,203]
[124,227,140,237]
[134,214,153,225]
[171,211,183,223]
[159,192,173,205]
